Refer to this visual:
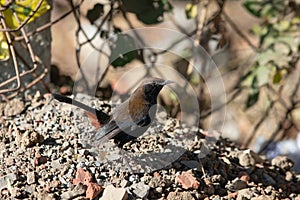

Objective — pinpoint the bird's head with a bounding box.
[140,78,173,104]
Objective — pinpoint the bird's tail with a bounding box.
[52,93,110,125]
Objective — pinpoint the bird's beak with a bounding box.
[162,80,174,85]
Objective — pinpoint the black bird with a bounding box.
[53,78,173,147]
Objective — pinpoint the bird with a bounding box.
[53,78,173,147]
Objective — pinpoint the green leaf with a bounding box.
[256,65,271,86]
[273,70,282,84]
[243,0,284,18]
[291,16,300,24]
[241,70,255,88]
[122,0,144,13]
[252,24,268,36]
[86,3,104,24]
[251,75,258,89]
[243,0,263,17]
[122,0,172,24]
[274,20,290,32]
[260,4,274,18]
[0,31,9,61]
[109,34,138,67]
[135,1,168,24]
[246,88,259,108]
[185,3,198,19]
[136,5,164,24]
[1,0,50,29]
[244,75,260,108]
[277,36,298,53]
[258,48,291,68]
[273,42,290,55]
[247,75,259,107]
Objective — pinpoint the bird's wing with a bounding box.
[93,120,120,143]
[92,100,153,146]
[93,120,139,147]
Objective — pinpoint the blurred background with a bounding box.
[0,0,300,170]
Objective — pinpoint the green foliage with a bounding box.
[185,3,198,19]
[0,0,50,61]
[242,0,299,108]
[109,33,138,67]
[0,0,50,29]
[0,31,9,61]
[246,76,259,109]
[243,0,284,18]
[84,1,173,69]
[87,3,104,24]
[122,0,173,24]
[272,70,282,84]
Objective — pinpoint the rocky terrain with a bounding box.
[0,93,299,199]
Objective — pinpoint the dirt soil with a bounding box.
[0,93,299,199]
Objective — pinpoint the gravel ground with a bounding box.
[0,92,300,199]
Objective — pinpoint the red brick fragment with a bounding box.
[86,182,103,200]
[73,168,93,186]
[175,171,200,190]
